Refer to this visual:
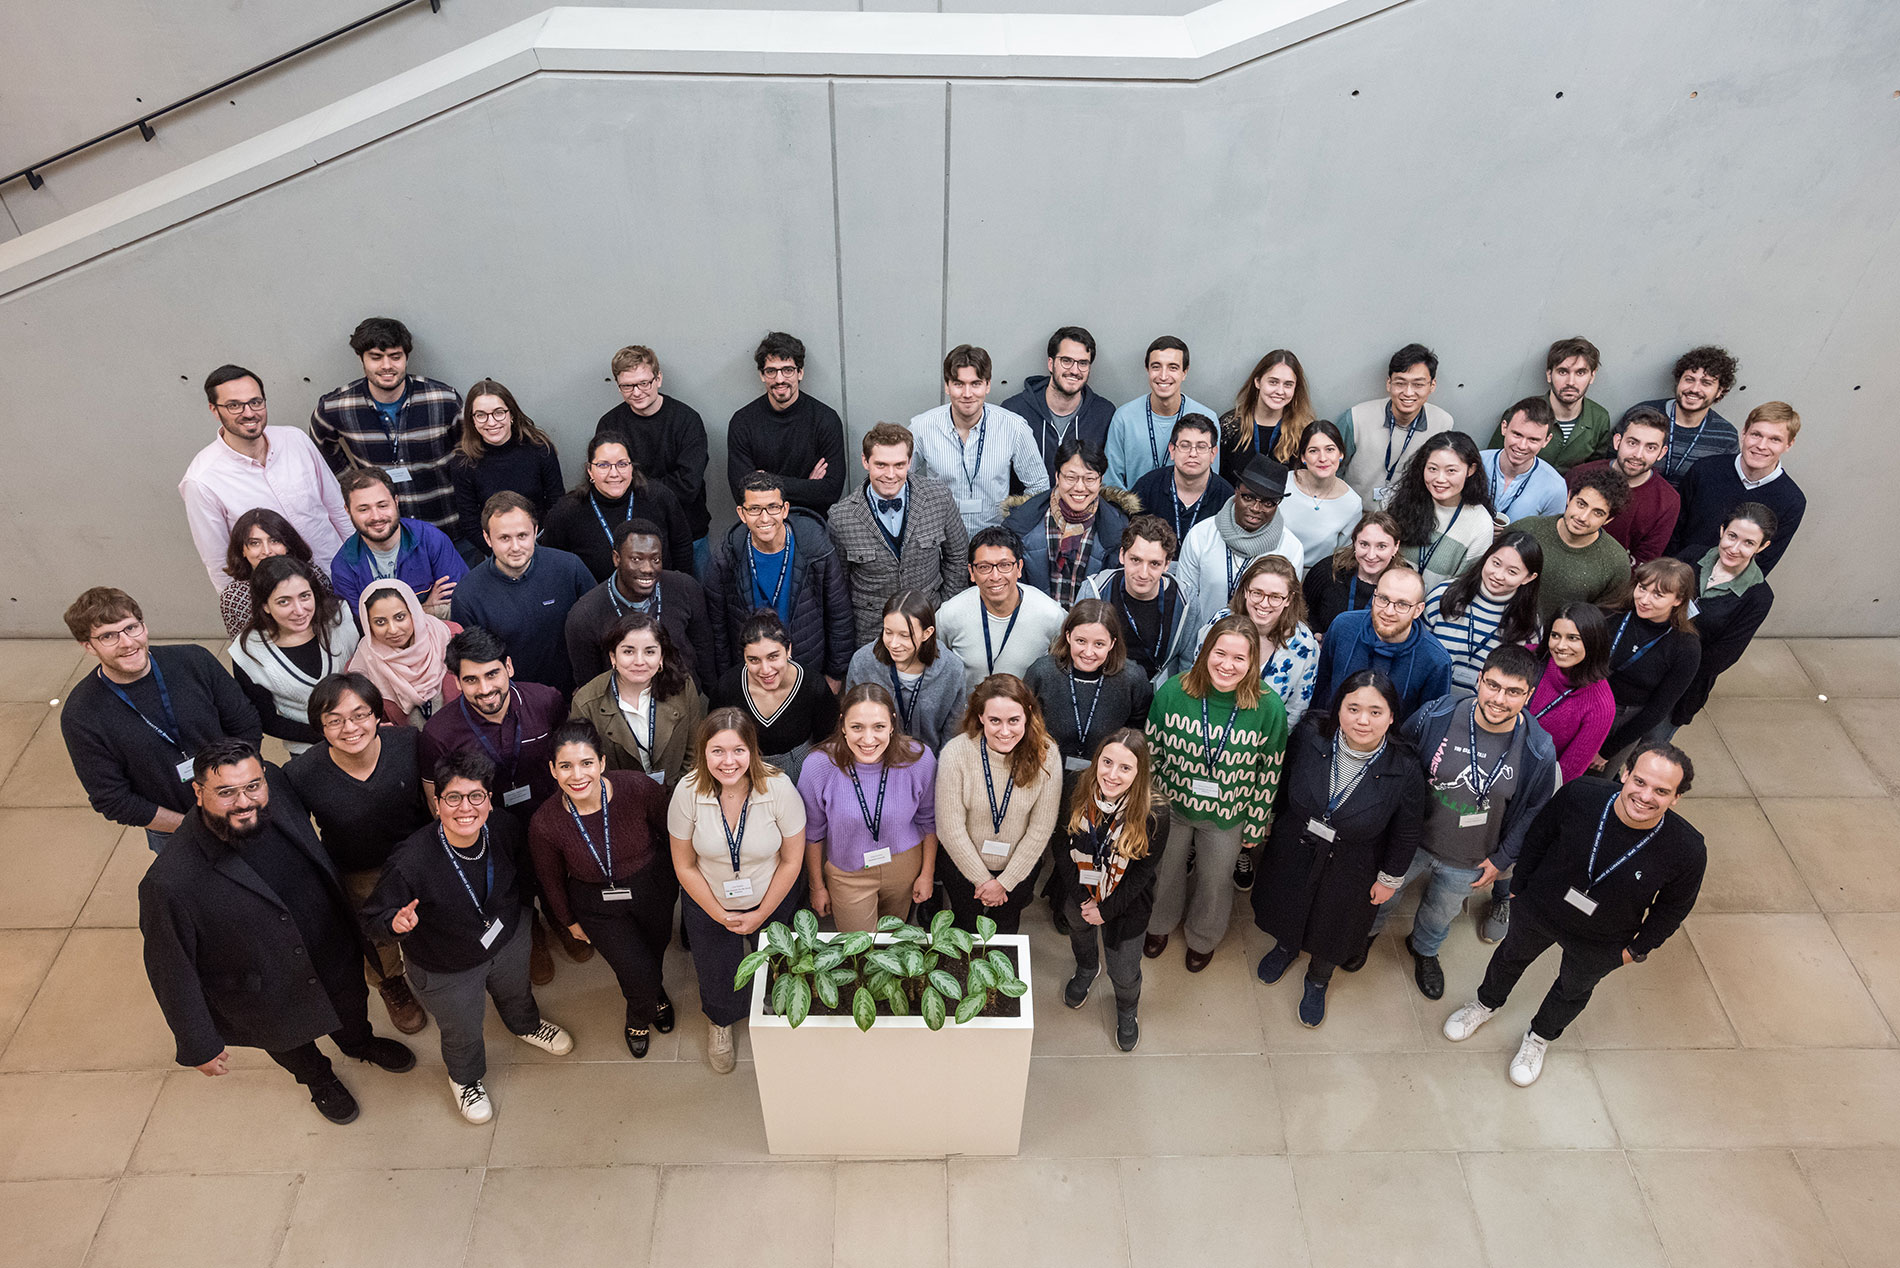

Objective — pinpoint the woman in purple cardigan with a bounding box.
[798,683,940,932]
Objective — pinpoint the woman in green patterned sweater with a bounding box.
[1143,613,1289,971]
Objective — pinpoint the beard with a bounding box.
[207,808,267,842]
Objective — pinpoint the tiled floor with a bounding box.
[1,636,1896,1267]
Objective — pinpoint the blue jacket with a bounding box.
[1312,608,1452,722]
[330,518,468,618]
[1400,693,1560,871]
[1003,490,1133,603]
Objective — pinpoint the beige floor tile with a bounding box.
[74,827,154,927]
[1830,699,1900,793]
[476,948,670,1065]
[276,1168,483,1268]
[464,1166,661,1268]
[1710,638,1816,698]
[1274,1050,1616,1152]
[948,1158,1128,1268]
[835,1160,947,1268]
[1,928,179,1071]
[1463,1150,1665,1268]
[650,1163,833,1268]
[0,711,91,807]
[1707,699,1886,798]
[1830,913,1900,1032]
[131,1065,494,1174]
[1760,798,1900,912]
[1632,1149,1845,1268]
[0,808,122,929]
[0,642,87,703]
[1786,639,1900,698]
[87,1172,299,1268]
[0,1177,115,1268]
[1592,1049,1900,1148]
[485,1060,770,1167]
[1568,932,1738,1049]
[1796,1148,1900,1268]
[1120,1155,1309,1268]
[1671,718,1752,798]
[1291,1151,1485,1268]
[1021,1054,1284,1157]
[1688,914,1895,1048]
[0,703,49,786]
[1022,914,1114,1056]
[1123,932,1267,1055]
[0,1070,163,1178]
[0,929,63,1054]
[1407,922,1560,1053]
[1248,926,1431,1053]
[1675,797,1816,912]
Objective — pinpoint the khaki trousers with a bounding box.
[342,867,404,982]
[824,847,925,933]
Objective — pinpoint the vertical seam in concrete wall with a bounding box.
[828,79,851,427]
[938,80,952,373]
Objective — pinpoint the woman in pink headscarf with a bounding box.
[348,579,462,726]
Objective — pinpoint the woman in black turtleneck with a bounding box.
[541,433,694,581]
[448,380,565,559]
[1593,557,1701,768]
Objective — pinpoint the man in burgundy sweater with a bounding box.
[1565,407,1679,565]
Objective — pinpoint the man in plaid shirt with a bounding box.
[310,317,464,540]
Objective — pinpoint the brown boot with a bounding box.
[553,919,595,964]
[378,977,427,1034]
[530,917,556,985]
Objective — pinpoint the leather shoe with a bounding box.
[554,921,595,964]
[1143,933,1169,960]
[308,1075,360,1125]
[1184,947,1214,973]
[655,989,676,1035]
[1340,933,1377,974]
[626,1027,651,1059]
[346,1037,416,1073]
[378,977,427,1034]
[1408,939,1445,1000]
[529,919,556,985]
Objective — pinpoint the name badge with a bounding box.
[862,847,893,867]
[1306,817,1336,843]
[480,918,504,949]
[502,785,531,807]
[1064,756,1091,773]
[1564,887,1598,916]
[601,886,632,902]
[1078,868,1104,886]
[1190,778,1220,798]
[385,465,414,483]
[175,758,196,781]
[1459,811,1489,829]
[980,838,1012,859]
[1686,599,1701,619]
[723,876,755,900]
[957,496,987,515]
[1372,483,1391,505]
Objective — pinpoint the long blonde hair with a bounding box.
[1064,729,1159,860]
[1180,614,1264,708]
[1229,349,1316,464]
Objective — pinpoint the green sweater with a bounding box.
[1508,514,1632,624]
[1489,396,1612,472]
[1146,675,1287,839]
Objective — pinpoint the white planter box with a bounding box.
[748,932,1034,1157]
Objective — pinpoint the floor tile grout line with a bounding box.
[1616,1146,1685,1268]
[72,1172,123,1268]
[456,1165,489,1268]
[1786,1145,1866,1268]
[1450,1150,1501,1268]
[1818,910,1900,1047]
[0,925,70,1066]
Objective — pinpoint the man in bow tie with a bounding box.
[827,422,970,644]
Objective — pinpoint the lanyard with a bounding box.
[749,532,795,613]
[436,825,493,918]
[1383,403,1424,482]
[1417,504,1466,573]
[1144,397,1171,468]
[1610,612,1671,673]
[865,483,905,557]
[1488,452,1531,517]
[1347,574,1360,613]
[1168,482,1205,543]
[564,791,614,877]
[981,599,1022,676]
[848,762,890,842]
[1662,398,1702,480]
[1586,791,1664,890]
[1067,673,1103,748]
[97,660,185,754]
[979,743,1016,833]
[610,676,656,764]
[1533,686,1576,719]
[1464,701,1518,808]
[373,393,407,464]
[887,664,920,729]
[608,575,661,619]
[1224,548,1243,595]
[1117,575,1174,669]
[956,407,989,497]
[1199,694,1242,781]
[458,690,523,781]
[718,793,751,874]
[589,494,625,552]
[1326,733,1385,820]
[1252,419,1280,456]
[1086,802,1122,868]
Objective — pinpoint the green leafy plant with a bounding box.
[734,908,1025,1032]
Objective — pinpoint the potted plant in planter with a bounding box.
[738,909,1034,1156]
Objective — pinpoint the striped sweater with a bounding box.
[1146,675,1287,839]
[1422,582,1512,693]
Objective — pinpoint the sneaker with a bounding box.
[1297,978,1328,1028]
[1340,933,1377,974]
[451,1077,493,1124]
[1442,999,1496,1042]
[529,920,555,986]
[1232,849,1255,891]
[308,1075,359,1125]
[1509,1030,1550,1086]
[707,1022,737,1074]
[1255,943,1299,985]
[654,989,676,1035]
[378,977,427,1034]
[1115,1010,1140,1052]
[1407,939,1445,1000]
[346,1036,416,1073]
[1479,898,1510,945]
[517,1020,573,1055]
[1063,967,1096,1009]
[626,1027,651,1059]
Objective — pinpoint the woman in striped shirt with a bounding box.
[1422,531,1544,693]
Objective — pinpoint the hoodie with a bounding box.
[1312,607,1453,722]
[1000,375,1117,485]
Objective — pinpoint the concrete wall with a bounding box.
[1,0,1894,637]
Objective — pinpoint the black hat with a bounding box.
[1237,458,1289,499]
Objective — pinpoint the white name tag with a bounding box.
[601,886,631,902]
[862,847,893,867]
[1686,599,1701,619]
[1190,778,1220,798]
[1064,756,1091,773]
[723,876,755,900]
[480,918,504,949]
[1459,811,1489,829]
[1078,868,1104,886]
[502,785,531,807]
[980,838,1012,859]
[175,758,196,781]
[1564,887,1598,916]
[957,496,987,515]
[1372,483,1391,505]
[1306,817,1336,843]
[385,465,413,483]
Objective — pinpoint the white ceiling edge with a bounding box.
[0,0,1400,296]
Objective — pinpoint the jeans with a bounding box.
[1147,816,1247,953]
[1368,848,1486,956]
[404,915,541,1084]
[1476,900,1623,1040]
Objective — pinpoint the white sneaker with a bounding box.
[1509,1030,1550,1086]
[451,1078,493,1124]
[708,1022,736,1075]
[518,1020,573,1055]
[1443,1000,1496,1042]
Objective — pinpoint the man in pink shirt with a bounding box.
[179,365,354,593]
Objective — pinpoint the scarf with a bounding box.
[1046,498,1097,607]
[1082,796,1133,901]
[348,577,459,719]
[1214,498,1286,564]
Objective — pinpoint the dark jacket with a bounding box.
[1312,609,1453,722]
[596,396,714,540]
[1253,718,1428,966]
[362,812,533,974]
[1670,552,1773,726]
[827,475,971,644]
[1049,797,1172,946]
[1000,375,1116,485]
[138,769,364,1066]
[1400,694,1560,871]
[1002,488,1136,602]
[1599,610,1701,754]
[709,509,856,680]
[563,570,713,690]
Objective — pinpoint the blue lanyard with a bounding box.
[1168,481,1206,543]
[1252,419,1280,456]
[436,825,494,918]
[1488,452,1531,517]
[608,575,661,619]
[1464,701,1517,808]
[718,793,751,874]
[887,665,920,729]
[1417,504,1467,573]
[1662,399,1702,480]
[865,483,905,557]
[979,743,1015,833]
[749,532,795,613]
[610,676,657,765]
[96,660,184,754]
[1326,733,1385,820]
[373,392,407,463]
[848,762,890,842]
[1199,694,1242,781]
[564,791,614,877]
[1383,403,1424,482]
[1347,574,1360,612]
[1610,613,1671,673]
[956,407,989,496]
[1586,791,1664,890]
[1085,803,1121,869]
[1144,397,1172,467]
[1066,672,1103,748]
[1116,575,1175,669]
[458,691,523,781]
[981,599,1022,676]
[589,494,625,552]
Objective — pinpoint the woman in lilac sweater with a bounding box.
[1527,601,1616,784]
[798,683,940,933]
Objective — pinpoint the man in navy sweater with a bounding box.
[450,492,595,697]
[1312,565,1452,722]
[1667,401,1806,574]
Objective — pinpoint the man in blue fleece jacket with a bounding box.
[1312,564,1451,721]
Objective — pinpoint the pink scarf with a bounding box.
[347,578,459,719]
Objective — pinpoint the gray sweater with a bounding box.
[843,641,969,754]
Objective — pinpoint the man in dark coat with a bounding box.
[709,470,855,686]
[138,739,416,1124]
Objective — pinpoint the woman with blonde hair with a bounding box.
[1303,510,1402,637]
[1218,349,1317,481]
[1194,554,1320,730]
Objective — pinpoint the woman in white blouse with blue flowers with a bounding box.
[1192,555,1319,729]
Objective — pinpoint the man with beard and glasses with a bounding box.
[1002,326,1117,485]
[327,467,466,619]
[138,740,417,1124]
[1565,408,1680,565]
[1175,458,1304,640]
[564,519,713,688]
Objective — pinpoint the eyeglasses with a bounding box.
[1233,490,1282,508]
[89,620,145,648]
[440,790,490,808]
[471,408,511,424]
[616,377,657,394]
[590,460,634,474]
[207,778,266,801]
[322,709,378,729]
[1247,590,1290,608]
[761,366,801,381]
[1481,681,1531,700]
[1387,377,1432,392]
[1370,595,1421,611]
[1172,441,1215,455]
[970,560,1019,577]
[1056,471,1102,488]
[1054,356,1092,371]
[214,398,267,415]
[737,502,787,518]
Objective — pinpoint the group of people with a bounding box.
[64,320,1797,1126]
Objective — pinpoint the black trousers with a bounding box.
[942,864,1034,935]
[265,972,376,1087]
[1476,900,1624,1040]
[569,869,676,1028]
[682,878,806,1027]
